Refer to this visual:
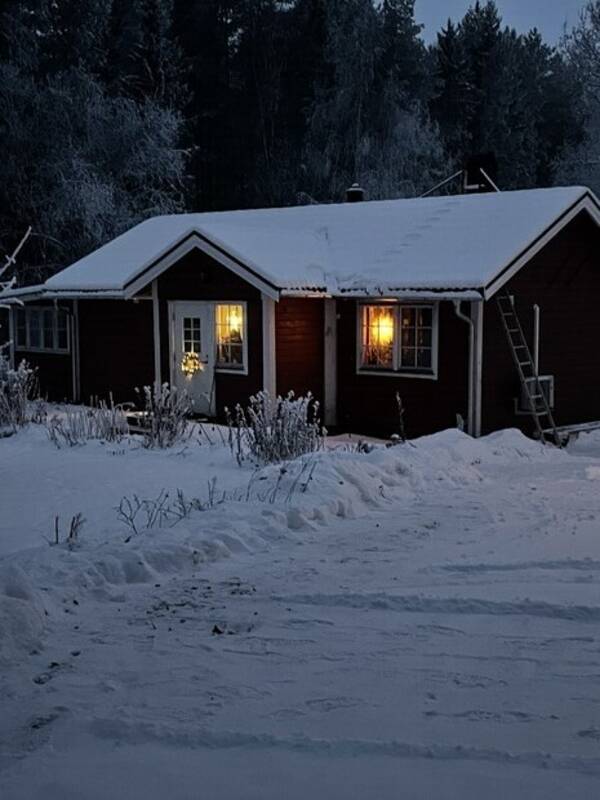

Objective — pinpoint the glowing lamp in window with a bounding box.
[216,304,245,369]
[361,305,395,369]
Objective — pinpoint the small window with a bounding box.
[15,309,27,348]
[13,307,70,353]
[359,303,437,376]
[183,317,201,354]
[215,303,246,371]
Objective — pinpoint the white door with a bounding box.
[170,301,215,416]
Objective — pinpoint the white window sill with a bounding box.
[357,368,437,381]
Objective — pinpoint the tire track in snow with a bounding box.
[272,592,600,622]
[88,717,600,777]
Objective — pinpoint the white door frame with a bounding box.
[168,300,216,416]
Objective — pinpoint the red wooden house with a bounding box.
[3,186,600,439]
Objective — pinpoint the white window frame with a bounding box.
[356,301,439,380]
[214,301,249,376]
[14,306,70,354]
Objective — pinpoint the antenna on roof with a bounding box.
[479,167,500,192]
[421,154,501,199]
[420,170,463,199]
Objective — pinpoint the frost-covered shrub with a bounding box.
[226,391,325,465]
[46,397,129,448]
[137,383,191,449]
[0,353,36,430]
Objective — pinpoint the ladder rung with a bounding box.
[507,328,519,333]
[518,361,533,367]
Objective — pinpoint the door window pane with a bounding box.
[183,317,201,354]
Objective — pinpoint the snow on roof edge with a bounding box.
[39,186,600,296]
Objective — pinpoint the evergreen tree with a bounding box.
[430,1,583,188]
[0,0,185,279]
[303,0,446,200]
[556,2,600,192]
[106,0,183,106]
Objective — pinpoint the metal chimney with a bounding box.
[345,183,365,203]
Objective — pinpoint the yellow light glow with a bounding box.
[370,308,394,346]
[181,352,202,376]
[227,307,243,336]
[216,304,244,342]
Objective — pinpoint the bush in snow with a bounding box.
[116,485,220,539]
[137,383,191,449]
[226,391,325,466]
[46,396,129,448]
[0,352,36,431]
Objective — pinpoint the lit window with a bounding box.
[360,305,395,369]
[359,303,436,375]
[216,304,245,370]
[13,307,70,353]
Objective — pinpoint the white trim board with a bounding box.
[261,295,277,398]
[124,233,279,301]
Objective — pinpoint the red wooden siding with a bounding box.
[275,298,324,404]
[156,248,263,417]
[78,299,154,404]
[336,299,469,439]
[482,211,600,434]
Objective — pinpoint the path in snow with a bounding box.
[2,436,600,798]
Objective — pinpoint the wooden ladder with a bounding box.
[496,293,560,445]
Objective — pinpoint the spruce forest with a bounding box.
[2,0,600,281]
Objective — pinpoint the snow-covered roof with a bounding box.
[37,186,599,298]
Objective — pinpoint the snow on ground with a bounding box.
[1,422,600,798]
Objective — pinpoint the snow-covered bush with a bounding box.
[226,391,325,465]
[0,352,36,431]
[46,398,129,448]
[137,383,191,449]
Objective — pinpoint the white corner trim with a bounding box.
[124,232,280,301]
[323,298,337,427]
[152,280,162,387]
[262,295,277,398]
[484,196,600,300]
[71,300,81,402]
[471,300,484,438]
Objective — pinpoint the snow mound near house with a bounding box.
[0,565,46,663]
[0,427,562,663]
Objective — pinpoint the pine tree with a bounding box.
[106,0,183,106]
